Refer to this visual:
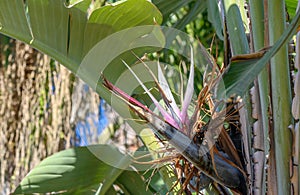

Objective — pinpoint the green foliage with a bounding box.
[286,0,298,19]
[218,8,300,98]
[13,145,153,194]
[0,0,162,71]
[152,0,196,23]
[207,0,224,40]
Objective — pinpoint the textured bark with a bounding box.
[0,38,73,193]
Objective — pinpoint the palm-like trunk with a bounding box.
[0,35,74,193]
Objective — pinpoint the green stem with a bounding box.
[268,0,292,193]
[249,0,269,193]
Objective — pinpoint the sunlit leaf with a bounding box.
[0,0,163,71]
[13,145,130,194]
[286,0,298,19]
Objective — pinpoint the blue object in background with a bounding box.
[75,99,108,146]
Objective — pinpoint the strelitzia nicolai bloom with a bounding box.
[101,46,247,194]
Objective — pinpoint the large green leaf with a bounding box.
[13,145,125,194]
[217,8,300,98]
[13,145,154,194]
[0,0,32,42]
[0,0,165,108]
[152,0,194,23]
[225,2,249,55]
[152,0,207,31]
[0,0,163,71]
[207,0,224,40]
[286,0,298,19]
[116,170,153,195]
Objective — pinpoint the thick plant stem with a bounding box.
[268,0,293,194]
[249,0,270,194]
